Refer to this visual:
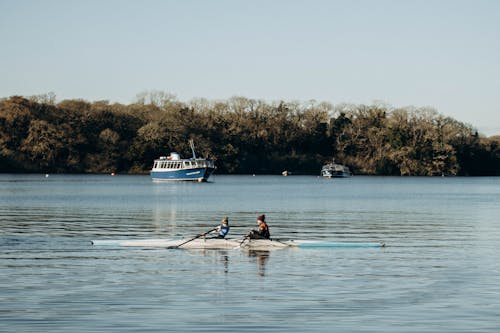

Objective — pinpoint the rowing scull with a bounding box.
[91,238,385,250]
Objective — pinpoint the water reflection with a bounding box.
[199,250,230,274]
[219,251,229,274]
[196,249,270,276]
[247,250,270,276]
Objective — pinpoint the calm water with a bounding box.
[1,174,500,332]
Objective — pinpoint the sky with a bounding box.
[1,0,499,136]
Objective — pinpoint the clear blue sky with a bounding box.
[1,0,499,135]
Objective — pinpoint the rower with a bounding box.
[247,214,270,239]
[210,217,230,238]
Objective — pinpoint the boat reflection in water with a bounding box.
[199,249,270,276]
[248,250,270,277]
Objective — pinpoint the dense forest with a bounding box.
[1,92,499,176]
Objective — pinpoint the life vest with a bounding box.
[257,222,270,239]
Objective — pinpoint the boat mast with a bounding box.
[189,139,197,159]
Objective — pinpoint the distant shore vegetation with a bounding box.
[1,92,499,176]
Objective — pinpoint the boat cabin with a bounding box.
[153,153,214,170]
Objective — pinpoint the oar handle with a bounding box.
[239,235,249,246]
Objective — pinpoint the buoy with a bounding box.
[45,174,49,178]
[111,172,115,176]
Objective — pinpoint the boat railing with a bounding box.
[153,158,214,170]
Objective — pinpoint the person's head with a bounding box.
[221,216,229,226]
[257,214,265,224]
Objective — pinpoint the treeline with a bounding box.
[1,93,499,175]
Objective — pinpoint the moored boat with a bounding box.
[321,159,351,178]
[150,140,216,182]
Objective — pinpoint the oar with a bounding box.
[236,235,249,248]
[167,228,216,249]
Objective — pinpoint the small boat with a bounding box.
[91,238,385,250]
[150,140,216,182]
[321,159,351,178]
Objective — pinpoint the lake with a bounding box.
[1,174,500,332]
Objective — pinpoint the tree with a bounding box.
[21,120,65,171]
[0,94,498,175]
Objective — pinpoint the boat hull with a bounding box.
[91,238,385,249]
[321,170,351,178]
[151,167,215,181]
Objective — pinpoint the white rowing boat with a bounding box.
[91,238,385,250]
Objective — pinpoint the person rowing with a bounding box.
[209,216,230,239]
[246,214,270,240]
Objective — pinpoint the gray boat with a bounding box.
[321,159,351,178]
